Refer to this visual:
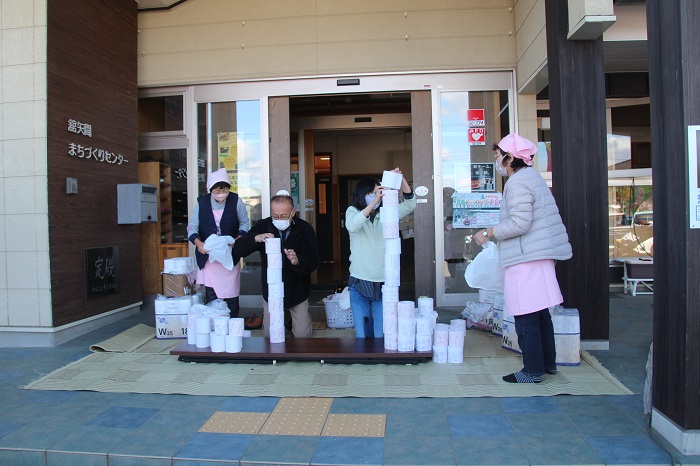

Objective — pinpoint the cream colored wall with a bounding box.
[138,0,517,87]
[0,0,51,328]
[514,0,547,94]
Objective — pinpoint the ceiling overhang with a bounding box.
[137,0,190,11]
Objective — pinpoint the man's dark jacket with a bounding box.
[233,217,319,308]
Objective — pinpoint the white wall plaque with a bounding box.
[415,185,429,196]
[689,125,700,229]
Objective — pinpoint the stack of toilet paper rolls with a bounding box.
[265,237,285,343]
[195,316,211,349]
[396,300,416,351]
[432,323,449,363]
[380,180,401,350]
[448,319,466,363]
[415,297,435,351]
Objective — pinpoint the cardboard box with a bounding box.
[492,292,505,311]
[162,273,192,297]
[155,295,192,315]
[155,314,188,339]
[501,321,522,354]
[555,333,580,366]
[492,309,503,336]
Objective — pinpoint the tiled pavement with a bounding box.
[0,293,698,465]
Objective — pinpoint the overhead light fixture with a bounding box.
[337,78,360,86]
[319,157,330,161]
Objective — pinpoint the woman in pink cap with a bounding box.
[187,168,250,317]
[474,133,572,383]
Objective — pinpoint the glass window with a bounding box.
[608,175,653,260]
[198,100,264,295]
[440,91,510,296]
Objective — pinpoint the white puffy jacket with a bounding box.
[492,167,572,267]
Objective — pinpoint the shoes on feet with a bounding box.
[244,315,263,330]
[503,370,542,383]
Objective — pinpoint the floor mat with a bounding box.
[25,326,633,398]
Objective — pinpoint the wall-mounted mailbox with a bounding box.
[117,184,158,224]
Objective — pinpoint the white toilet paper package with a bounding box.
[460,301,494,332]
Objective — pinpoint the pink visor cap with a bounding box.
[496,133,537,166]
[206,168,231,191]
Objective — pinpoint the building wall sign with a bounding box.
[85,247,119,298]
[66,118,129,165]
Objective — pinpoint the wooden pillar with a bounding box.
[411,91,435,299]
[544,0,609,341]
[647,0,700,450]
[269,97,291,193]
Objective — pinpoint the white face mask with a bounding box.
[212,192,229,202]
[273,219,291,231]
[495,156,508,177]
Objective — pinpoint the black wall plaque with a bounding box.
[85,247,119,298]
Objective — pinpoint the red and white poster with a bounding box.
[467,109,485,127]
[468,127,486,145]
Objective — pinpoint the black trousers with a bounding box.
[204,286,240,318]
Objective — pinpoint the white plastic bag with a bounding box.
[464,242,505,292]
[339,286,351,310]
[460,301,494,332]
[204,235,235,270]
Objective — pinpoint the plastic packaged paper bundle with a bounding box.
[478,289,498,304]
[492,308,504,336]
[155,314,188,339]
[501,321,522,354]
[460,301,493,332]
[550,306,581,365]
[163,257,196,275]
[381,171,403,190]
[492,292,505,311]
[155,295,193,315]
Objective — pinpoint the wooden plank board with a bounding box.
[171,337,432,364]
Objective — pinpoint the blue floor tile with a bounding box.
[312,436,383,465]
[220,396,280,412]
[383,436,455,465]
[110,428,193,457]
[443,397,503,415]
[20,389,80,403]
[87,406,159,428]
[588,435,672,464]
[520,436,604,465]
[570,412,645,435]
[33,403,108,426]
[115,393,177,409]
[0,421,79,449]
[240,434,319,464]
[453,437,529,465]
[555,395,622,413]
[500,396,563,413]
[0,449,46,465]
[0,421,23,439]
[448,414,515,438]
[139,407,216,432]
[608,394,645,413]
[46,451,107,466]
[50,425,136,453]
[174,432,253,462]
[329,397,389,414]
[162,394,227,412]
[508,413,580,437]
[387,397,445,414]
[108,456,172,466]
[385,413,450,437]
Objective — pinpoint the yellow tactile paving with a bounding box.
[199,412,269,434]
[322,414,386,437]
[259,397,332,436]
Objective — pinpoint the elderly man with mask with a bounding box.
[187,168,250,317]
[233,191,319,338]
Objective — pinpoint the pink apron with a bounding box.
[503,259,563,316]
[195,210,241,298]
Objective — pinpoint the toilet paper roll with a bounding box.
[381,170,403,190]
[415,333,432,351]
[448,345,464,364]
[268,296,284,313]
[383,307,398,334]
[449,329,465,347]
[398,318,416,335]
[433,345,448,363]
[213,316,229,336]
[267,253,283,269]
[228,317,245,336]
[243,330,252,337]
[382,286,399,303]
[269,309,284,328]
[416,316,433,335]
[382,300,398,313]
[380,206,399,223]
[225,334,243,353]
[398,301,415,319]
[266,267,282,284]
[384,253,401,271]
[265,237,281,254]
[417,297,434,313]
[195,332,210,348]
[398,333,415,352]
[385,238,402,254]
[195,316,211,334]
[433,324,449,346]
[382,189,399,207]
[450,319,467,331]
[210,332,226,352]
[268,282,285,298]
[384,269,400,287]
[382,222,400,239]
[384,332,398,350]
[269,326,285,344]
[187,322,196,345]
